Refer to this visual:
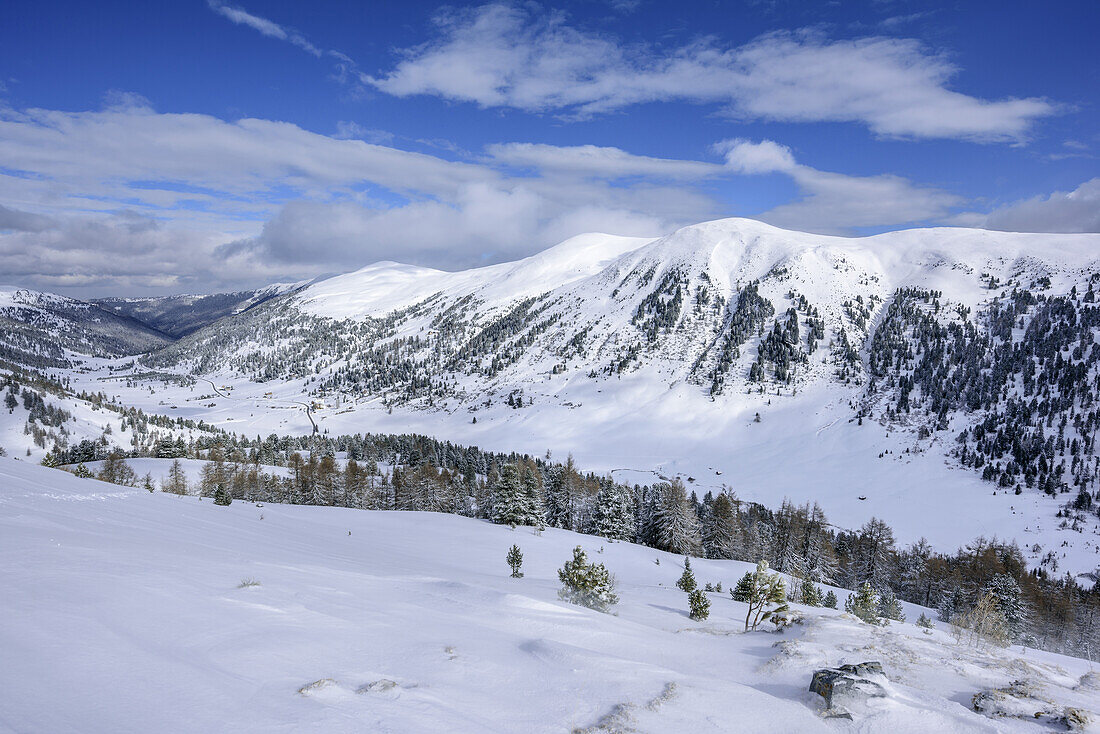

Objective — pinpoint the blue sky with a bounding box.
[0,0,1097,296]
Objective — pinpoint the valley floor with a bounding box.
[1,458,1096,733]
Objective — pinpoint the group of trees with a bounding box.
[66,424,1100,660]
[868,285,1100,523]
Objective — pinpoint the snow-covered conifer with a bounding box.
[688,589,710,620]
[845,582,881,624]
[558,546,618,613]
[506,544,524,578]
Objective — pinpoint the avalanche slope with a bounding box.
[1,458,1097,733]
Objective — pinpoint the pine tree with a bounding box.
[677,558,697,593]
[558,546,618,613]
[916,612,934,629]
[506,544,524,578]
[800,578,822,607]
[823,590,838,609]
[731,571,754,602]
[844,582,881,624]
[702,492,740,559]
[877,587,905,623]
[734,560,789,631]
[688,589,711,620]
[983,573,1025,640]
[652,480,702,555]
[592,479,635,541]
[213,483,232,506]
[518,460,546,529]
[491,464,525,527]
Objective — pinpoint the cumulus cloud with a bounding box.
[0,101,975,297]
[0,105,721,295]
[949,179,1100,233]
[718,139,797,175]
[365,5,1055,141]
[716,139,960,233]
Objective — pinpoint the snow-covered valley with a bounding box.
[1,458,1096,733]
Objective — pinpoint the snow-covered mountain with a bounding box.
[143,218,1099,400]
[0,285,172,369]
[7,218,1100,576]
[3,457,1096,733]
[93,280,310,338]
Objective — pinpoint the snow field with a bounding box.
[1,458,1095,733]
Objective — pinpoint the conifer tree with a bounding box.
[213,483,232,506]
[734,560,789,631]
[800,578,822,607]
[164,458,188,495]
[916,612,934,629]
[844,582,881,624]
[983,573,1025,640]
[592,479,635,541]
[823,590,838,609]
[877,587,905,623]
[519,460,546,529]
[491,464,525,527]
[676,558,697,593]
[688,589,711,620]
[702,492,740,559]
[652,480,702,556]
[506,544,524,578]
[558,546,618,613]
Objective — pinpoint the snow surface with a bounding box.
[1,457,1096,733]
[7,218,1100,579]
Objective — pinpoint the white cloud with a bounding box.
[717,139,797,174]
[486,143,724,179]
[0,102,976,297]
[366,5,1055,141]
[716,138,960,233]
[949,179,1100,233]
[0,105,717,295]
[207,0,322,57]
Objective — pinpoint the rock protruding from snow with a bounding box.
[809,662,888,717]
[972,679,1094,731]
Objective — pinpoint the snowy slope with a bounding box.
[93,280,310,338]
[0,285,171,367]
[2,457,1097,733]
[104,218,1100,577]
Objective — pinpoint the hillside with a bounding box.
[2,457,1096,733]
[97,218,1100,577]
[93,282,309,338]
[0,286,172,369]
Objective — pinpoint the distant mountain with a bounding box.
[139,218,1100,524]
[0,286,172,369]
[93,281,309,338]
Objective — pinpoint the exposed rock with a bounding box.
[809,661,887,714]
[972,679,1093,731]
[297,678,337,696]
[357,679,398,694]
